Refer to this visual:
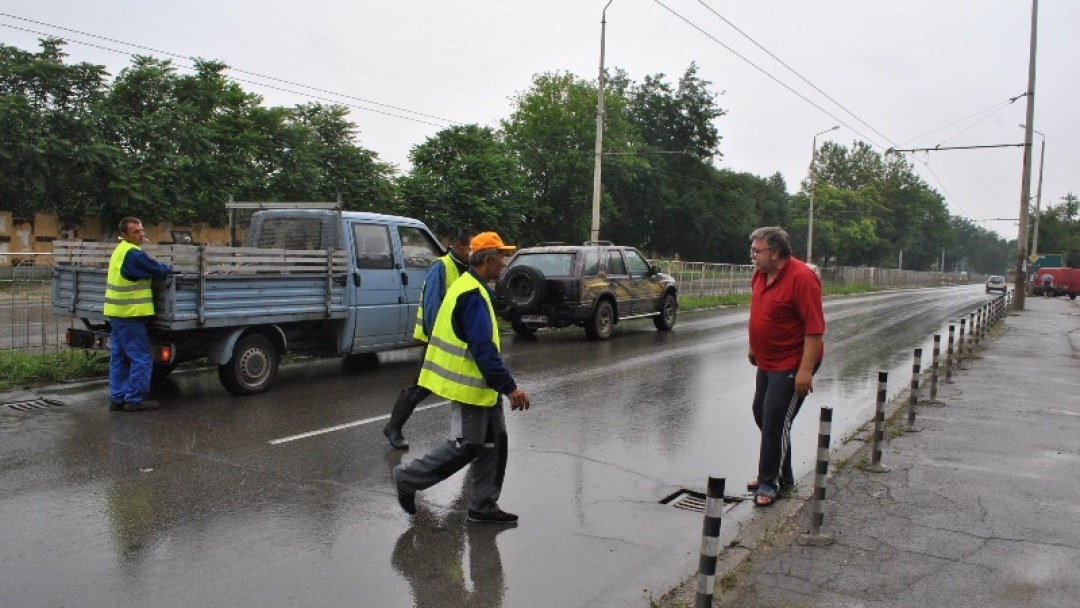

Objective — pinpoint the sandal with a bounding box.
[753,486,778,508]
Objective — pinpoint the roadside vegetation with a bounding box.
[0,350,108,392]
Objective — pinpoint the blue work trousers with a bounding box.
[109,318,153,405]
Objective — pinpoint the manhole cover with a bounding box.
[5,397,68,412]
[660,488,745,513]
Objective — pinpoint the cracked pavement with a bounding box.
[695,296,1080,607]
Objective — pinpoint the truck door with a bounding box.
[396,225,444,335]
[349,222,406,349]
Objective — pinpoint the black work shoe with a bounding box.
[383,425,409,450]
[467,509,518,524]
[124,400,160,412]
[393,467,416,515]
[110,401,125,411]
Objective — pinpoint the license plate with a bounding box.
[519,315,547,324]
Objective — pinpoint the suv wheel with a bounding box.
[653,293,677,331]
[511,320,537,337]
[585,300,614,340]
[501,265,547,311]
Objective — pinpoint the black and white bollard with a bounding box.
[945,324,955,383]
[797,407,834,546]
[906,347,922,432]
[695,477,725,608]
[967,312,977,355]
[957,318,967,369]
[868,372,890,473]
[928,334,942,404]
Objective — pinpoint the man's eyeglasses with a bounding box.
[750,247,772,256]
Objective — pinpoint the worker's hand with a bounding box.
[508,388,530,411]
[747,349,757,367]
[795,369,814,397]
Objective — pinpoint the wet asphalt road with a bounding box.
[0,285,996,608]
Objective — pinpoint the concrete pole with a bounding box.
[590,1,613,243]
[1013,0,1039,311]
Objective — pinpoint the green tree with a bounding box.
[0,39,114,221]
[398,124,527,239]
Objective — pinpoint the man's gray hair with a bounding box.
[750,227,792,257]
[469,248,501,267]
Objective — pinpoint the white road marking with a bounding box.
[268,401,448,445]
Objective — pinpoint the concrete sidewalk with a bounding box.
[662,296,1080,607]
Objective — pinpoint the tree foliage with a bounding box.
[1,39,1028,269]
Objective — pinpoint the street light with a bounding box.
[1019,124,1045,257]
[590,0,614,243]
[806,125,839,265]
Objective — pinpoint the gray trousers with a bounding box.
[394,399,508,514]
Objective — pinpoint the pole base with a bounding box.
[797,533,834,546]
[867,463,891,473]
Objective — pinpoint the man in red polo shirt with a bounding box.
[747,227,825,507]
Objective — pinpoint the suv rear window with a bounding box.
[507,253,576,277]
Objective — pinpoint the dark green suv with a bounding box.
[494,241,678,339]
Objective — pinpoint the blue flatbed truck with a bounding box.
[51,209,445,395]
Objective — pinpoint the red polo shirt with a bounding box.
[749,256,825,371]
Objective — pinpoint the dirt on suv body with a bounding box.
[494,241,678,340]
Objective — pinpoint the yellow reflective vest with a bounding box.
[418,271,500,406]
[103,241,155,318]
[412,253,463,342]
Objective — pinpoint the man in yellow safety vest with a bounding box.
[393,232,531,524]
[383,227,477,449]
[105,217,173,412]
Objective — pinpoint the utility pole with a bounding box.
[1013,0,1039,310]
[590,0,613,243]
[806,125,838,264]
[1032,130,1045,257]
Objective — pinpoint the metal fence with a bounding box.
[653,260,980,298]
[1,252,986,353]
[1,254,69,353]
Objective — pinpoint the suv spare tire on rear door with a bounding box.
[500,265,547,311]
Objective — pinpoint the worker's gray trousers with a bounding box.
[394,399,508,515]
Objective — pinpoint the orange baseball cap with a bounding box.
[470,231,516,254]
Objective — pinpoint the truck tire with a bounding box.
[341,352,380,373]
[585,299,614,340]
[501,265,547,311]
[218,333,279,396]
[653,293,677,331]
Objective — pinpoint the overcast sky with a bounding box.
[3,1,1077,240]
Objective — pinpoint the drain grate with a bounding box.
[5,397,68,412]
[660,488,745,513]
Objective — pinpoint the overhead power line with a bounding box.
[0,13,459,127]
[650,0,889,152]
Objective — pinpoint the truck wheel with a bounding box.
[585,300,614,340]
[342,352,380,373]
[218,334,279,396]
[653,293,677,331]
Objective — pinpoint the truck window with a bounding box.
[256,218,324,250]
[398,226,442,269]
[353,224,394,269]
